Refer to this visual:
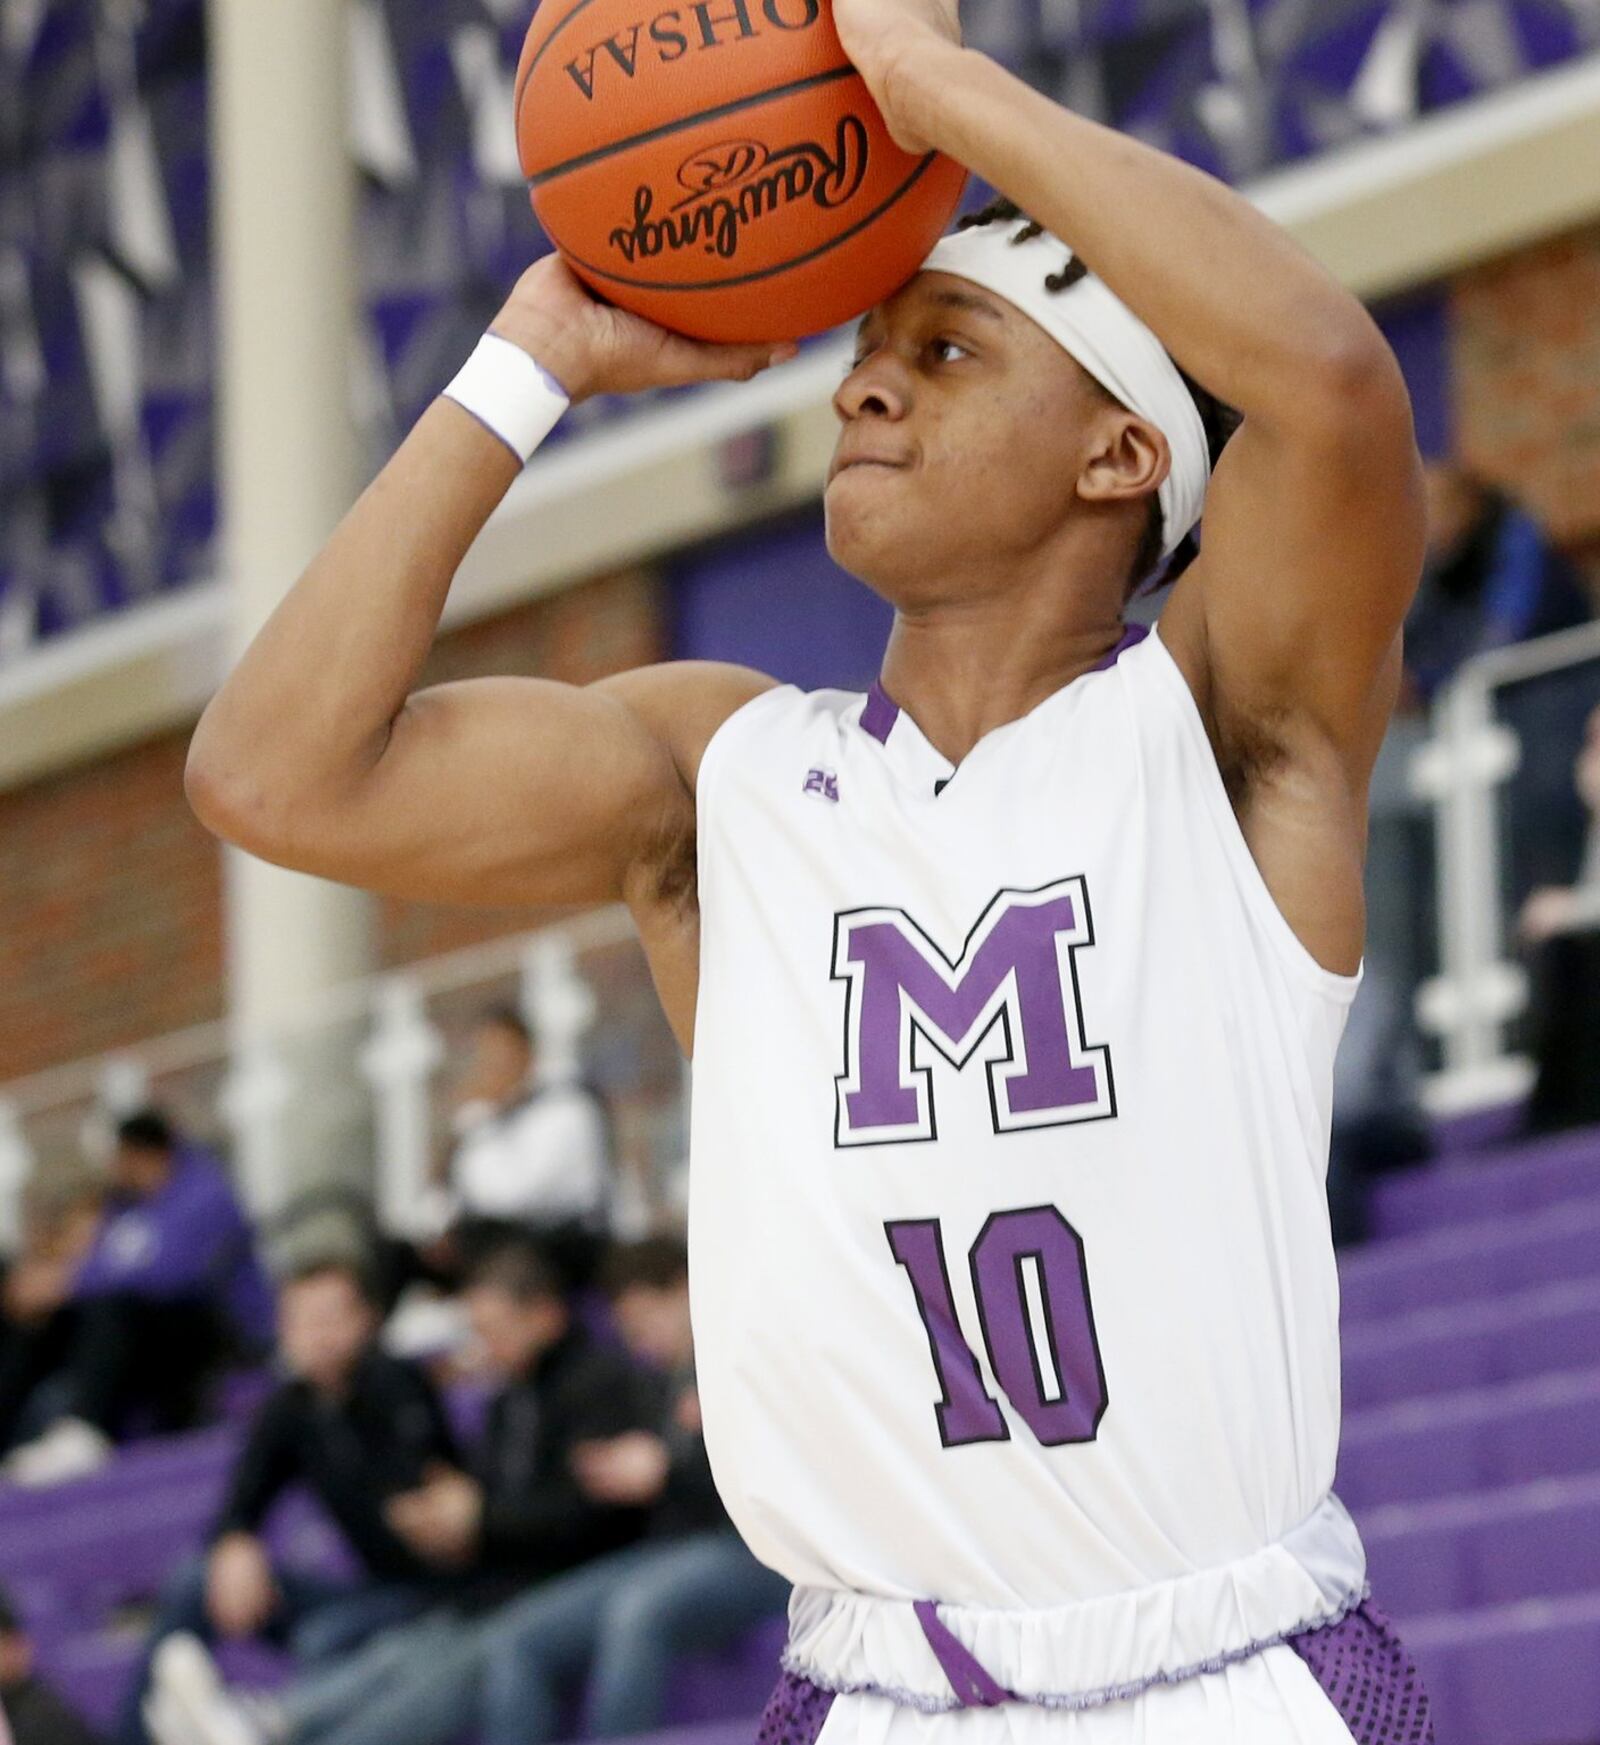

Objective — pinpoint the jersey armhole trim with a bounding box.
[691,685,801,1059]
[1145,627,1363,1007]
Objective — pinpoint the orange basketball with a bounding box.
[515,0,967,343]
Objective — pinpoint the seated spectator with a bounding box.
[0,1587,101,1745]
[393,1008,614,1304]
[149,1236,652,1745]
[1408,463,1591,703]
[1521,704,1600,1134]
[4,1111,274,1487]
[473,1235,791,1744]
[124,1258,461,1745]
[0,1168,103,1457]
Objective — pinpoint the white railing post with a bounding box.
[1411,666,1529,1112]
[217,1036,294,1221]
[522,932,596,1086]
[360,976,444,1237]
[0,1099,33,1257]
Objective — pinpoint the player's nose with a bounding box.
[833,351,910,424]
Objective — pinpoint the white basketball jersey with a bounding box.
[688,624,1360,1631]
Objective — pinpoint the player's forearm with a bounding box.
[187,403,521,845]
[895,42,1395,417]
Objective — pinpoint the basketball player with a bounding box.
[186,0,1430,1736]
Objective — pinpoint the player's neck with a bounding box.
[879,592,1127,767]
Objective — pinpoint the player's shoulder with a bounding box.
[594,660,781,793]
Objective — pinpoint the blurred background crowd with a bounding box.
[2,4,1600,1745]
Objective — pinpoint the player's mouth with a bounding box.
[827,452,910,485]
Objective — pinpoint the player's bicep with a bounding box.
[1176,352,1425,748]
[270,675,690,908]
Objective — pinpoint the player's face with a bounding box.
[825,273,1124,599]
[279,1270,378,1392]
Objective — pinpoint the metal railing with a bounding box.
[0,905,684,1257]
[1411,619,1600,1114]
[3,619,1597,1246]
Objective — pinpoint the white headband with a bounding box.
[922,223,1211,561]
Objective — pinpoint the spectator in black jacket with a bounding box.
[473,1236,790,1744]
[125,1260,459,1745]
[0,1588,100,1745]
[150,1236,652,1745]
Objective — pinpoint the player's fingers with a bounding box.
[659,337,798,387]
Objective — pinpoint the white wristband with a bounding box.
[443,333,570,464]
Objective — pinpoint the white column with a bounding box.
[210,0,376,1216]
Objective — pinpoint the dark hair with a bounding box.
[115,1108,176,1153]
[476,1004,532,1046]
[955,197,1241,596]
[602,1236,689,1298]
[465,1234,565,1306]
[283,1254,382,1308]
[0,1586,18,1637]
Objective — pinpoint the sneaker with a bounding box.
[2,1418,112,1487]
[150,1635,266,1745]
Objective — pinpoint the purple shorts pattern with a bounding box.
[1288,1600,1435,1745]
[757,1599,1433,1745]
[757,1671,837,1745]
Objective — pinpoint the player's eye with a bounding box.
[930,337,973,365]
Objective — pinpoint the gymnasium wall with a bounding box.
[4,217,1600,1086]
[0,568,662,1082]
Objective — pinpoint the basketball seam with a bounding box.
[516,0,615,117]
[525,62,858,188]
[553,150,943,293]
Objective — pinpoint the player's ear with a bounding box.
[1078,412,1170,508]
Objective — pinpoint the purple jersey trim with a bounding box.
[860,682,900,745]
[914,1601,1011,1708]
[756,1671,836,1745]
[860,624,1146,750]
[1091,621,1151,671]
[1288,1600,1434,1745]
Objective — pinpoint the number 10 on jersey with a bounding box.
[887,1205,1108,1448]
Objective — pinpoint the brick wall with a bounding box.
[6,223,1600,1083]
[0,568,664,1083]
[1453,222,1600,586]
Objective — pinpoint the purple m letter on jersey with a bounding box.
[832,878,1114,1146]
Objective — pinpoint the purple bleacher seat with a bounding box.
[1338,1197,1600,1321]
[1404,1588,1600,1745]
[1361,1472,1600,1616]
[1371,1125,1600,1238]
[1337,1367,1600,1511]
[1341,1278,1600,1409]
[661,1616,786,1729]
[607,1721,756,1745]
[33,1628,144,1735]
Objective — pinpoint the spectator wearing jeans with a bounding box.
[474,1235,791,1744]
[153,1236,652,1745]
[129,1260,460,1745]
[4,1112,274,1487]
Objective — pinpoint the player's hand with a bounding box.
[571,1431,671,1505]
[491,256,796,404]
[205,1533,279,1639]
[384,1470,484,1567]
[832,0,962,155]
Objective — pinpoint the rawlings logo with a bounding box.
[608,115,870,264]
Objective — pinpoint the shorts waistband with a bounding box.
[781,1494,1368,1713]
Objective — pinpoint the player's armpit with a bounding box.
[1164,341,1425,773]
[192,661,773,913]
